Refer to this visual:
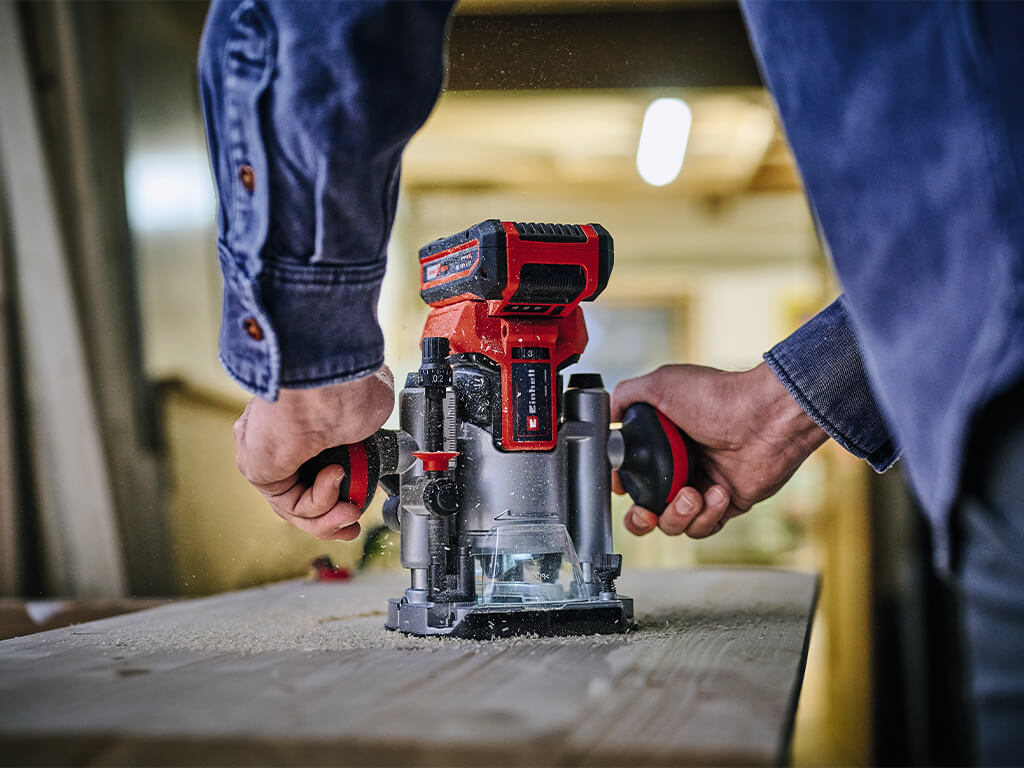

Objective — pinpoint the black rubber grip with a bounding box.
[297,433,382,512]
[618,403,697,515]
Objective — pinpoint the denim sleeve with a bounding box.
[764,296,900,471]
[199,0,454,400]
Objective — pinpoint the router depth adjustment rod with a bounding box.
[410,336,473,603]
[413,337,460,517]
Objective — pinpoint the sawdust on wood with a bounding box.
[37,570,811,658]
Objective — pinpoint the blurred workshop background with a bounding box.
[0,1,965,765]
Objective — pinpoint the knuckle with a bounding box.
[233,403,252,439]
[376,364,395,387]
[611,376,640,403]
[652,363,672,378]
[651,364,675,388]
[732,493,754,513]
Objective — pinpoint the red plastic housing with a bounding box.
[417,220,612,452]
[422,301,588,451]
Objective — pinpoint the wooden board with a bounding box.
[0,599,170,642]
[0,568,817,767]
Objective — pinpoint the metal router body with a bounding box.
[381,370,634,639]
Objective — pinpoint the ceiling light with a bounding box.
[636,98,692,187]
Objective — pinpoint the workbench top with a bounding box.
[0,568,817,767]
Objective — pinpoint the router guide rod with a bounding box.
[299,220,697,638]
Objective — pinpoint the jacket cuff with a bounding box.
[218,243,385,400]
[764,297,899,472]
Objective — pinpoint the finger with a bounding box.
[331,522,362,541]
[707,505,745,536]
[611,470,624,495]
[374,364,395,390]
[232,400,256,478]
[686,485,731,539]
[657,486,703,536]
[623,505,658,536]
[284,500,363,540]
[233,399,253,445]
[262,482,304,522]
[723,506,746,522]
[235,430,302,496]
[291,465,346,519]
[251,469,304,501]
[611,374,661,421]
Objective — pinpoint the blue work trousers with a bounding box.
[956,379,1024,765]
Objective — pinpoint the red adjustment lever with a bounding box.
[413,451,459,472]
[617,403,697,515]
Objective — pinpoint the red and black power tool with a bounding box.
[301,220,697,639]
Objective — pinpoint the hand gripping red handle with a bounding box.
[617,403,697,515]
[297,433,382,512]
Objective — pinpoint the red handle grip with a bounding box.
[297,434,381,512]
[617,403,697,514]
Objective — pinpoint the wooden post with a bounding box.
[0,191,21,596]
[0,0,127,596]
[46,1,172,594]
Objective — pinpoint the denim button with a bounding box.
[239,165,255,192]
[242,317,263,340]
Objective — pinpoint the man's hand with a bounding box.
[234,366,395,540]
[611,362,827,539]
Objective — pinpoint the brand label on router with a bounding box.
[421,244,479,284]
[511,361,552,442]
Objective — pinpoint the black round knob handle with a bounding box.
[297,433,382,512]
[618,403,697,515]
[423,476,460,516]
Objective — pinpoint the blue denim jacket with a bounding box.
[765,296,898,473]
[198,0,453,397]
[201,1,1024,566]
[747,1,1024,565]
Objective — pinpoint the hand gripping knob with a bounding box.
[617,403,697,515]
[298,431,401,512]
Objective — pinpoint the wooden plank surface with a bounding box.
[0,568,817,767]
